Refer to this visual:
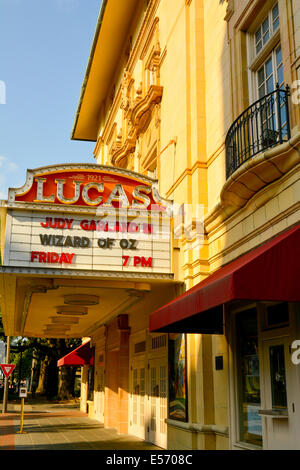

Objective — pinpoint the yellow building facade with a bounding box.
[70,0,300,450]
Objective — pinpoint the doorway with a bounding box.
[148,357,168,448]
[130,360,146,440]
[259,302,300,449]
[229,302,300,450]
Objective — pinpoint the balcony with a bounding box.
[225,84,291,179]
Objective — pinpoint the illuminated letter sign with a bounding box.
[10,164,168,210]
[4,164,172,275]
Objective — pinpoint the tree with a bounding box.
[31,337,81,400]
[0,318,81,400]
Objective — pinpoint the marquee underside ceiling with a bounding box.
[0,271,176,338]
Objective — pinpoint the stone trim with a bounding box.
[0,265,174,281]
[205,132,300,233]
[166,418,229,437]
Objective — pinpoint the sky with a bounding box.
[0,0,102,199]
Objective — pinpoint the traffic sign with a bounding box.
[19,387,27,398]
[0,363,16,378]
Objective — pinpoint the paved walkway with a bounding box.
[0,398,161,450]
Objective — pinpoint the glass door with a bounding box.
[95,366,104,422]
[148,358,168,448]
[130,363,146,440]
[236,308,263,447]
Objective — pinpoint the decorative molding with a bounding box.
[140,17,160,61]
[93,136,104,160]
[205,132,300,233]
[208,202,300,269]
[0,265,174,281]
[126,0,161,74]
[110,136,136,168]
[166,160,207,199]
[166,419,229,437]
[106,122,117,148]
[97,5,163,172]
[6,163,163,213]
[109,84,163,168]
[224,0,234,22]
[129,84,163,134]
[120,70,134,112]
[140,143,157,172]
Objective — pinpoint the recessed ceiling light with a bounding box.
[64,295,99,306]
[44,326,70,331]
[57,306,88,316]
[50,316,79,324]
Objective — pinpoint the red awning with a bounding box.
[57,341,94,367]
[149,224,300,333]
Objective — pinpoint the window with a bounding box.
[87,365,94,401]
[269,345,287,409]
[168,333,188,421]
[255,3,279,55]
[256,44,287,141]
[257,44,283,98]
[249,3,283,103]
[152,335,167,350]
[263,302,289,329]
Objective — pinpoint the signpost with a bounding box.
[1,336,12,414]
[1,362,16,414]
[17,386,28,434]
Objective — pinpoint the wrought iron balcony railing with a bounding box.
[225,84,291,179]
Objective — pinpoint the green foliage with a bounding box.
[0,330,82,399]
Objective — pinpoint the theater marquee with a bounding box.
[2,164,173,276]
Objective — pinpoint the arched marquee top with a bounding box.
[7,163,172,213]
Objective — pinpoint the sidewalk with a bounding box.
[0,397,161,450]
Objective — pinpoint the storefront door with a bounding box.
[130,361,146,440]
[261,335,299,449]
[94,366,105,422]
[230,302,300,450]
[148,358,168,448]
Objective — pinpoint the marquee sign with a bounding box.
[3,164,172,275]
[8,164,168,210]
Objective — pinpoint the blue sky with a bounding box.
[0,0,101,198]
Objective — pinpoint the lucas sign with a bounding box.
[3,164,172,275]
[9,164,167,209]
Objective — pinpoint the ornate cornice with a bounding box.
[129,84,163,134]
[111,136,136,167]
[224,0,234,22]
[110,84,163,167]
[126,0,160,73]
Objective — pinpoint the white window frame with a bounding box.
[256,44,283,100]
[254,3,280,57]
[227,303,264,450]
[247,2,281,105]
[228,301,297,450]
